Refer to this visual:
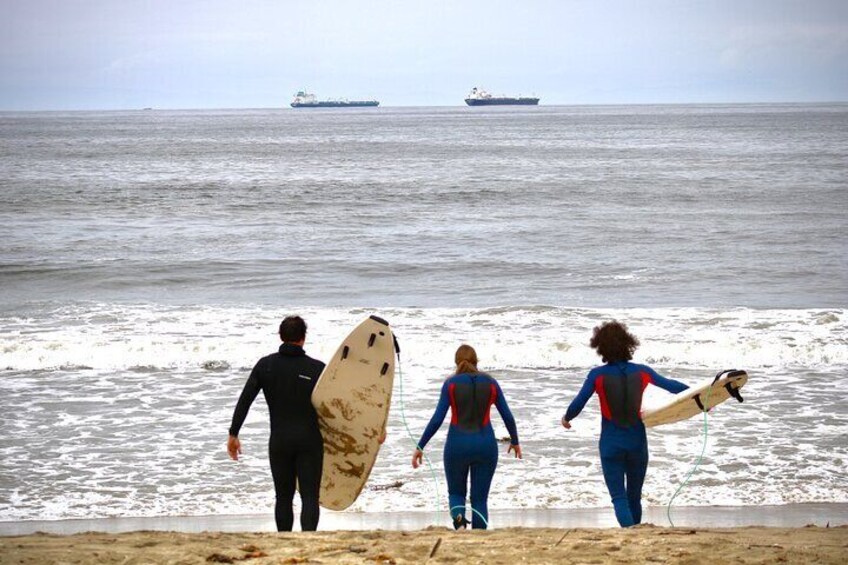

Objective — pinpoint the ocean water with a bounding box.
[0,104,846,523]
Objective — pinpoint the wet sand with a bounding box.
[2,503,846,536]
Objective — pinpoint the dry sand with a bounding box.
[2,525,847,564]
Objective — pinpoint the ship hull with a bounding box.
[291,101,379,108]
[465,98,539,106]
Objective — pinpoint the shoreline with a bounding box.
[2,503,846,536]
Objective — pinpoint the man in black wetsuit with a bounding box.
[227,316,325,531]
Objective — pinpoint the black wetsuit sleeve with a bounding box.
[228,359,263,437]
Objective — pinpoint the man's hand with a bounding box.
[412,448,423,469]
[378,429,387,445]
[227,435,242,461]
[508,443,523,459]
[561,416,572,429]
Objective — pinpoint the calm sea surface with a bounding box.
[0,104,846,523]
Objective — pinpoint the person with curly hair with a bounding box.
[561,320,689,527]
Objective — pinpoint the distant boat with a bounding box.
[290,91,379,108]
[464,87,539,106]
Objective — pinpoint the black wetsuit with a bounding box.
[229,343,325,531]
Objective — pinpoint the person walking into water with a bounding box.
[561,320,689,527]
[227,316,325,531]
[412,344,522,529]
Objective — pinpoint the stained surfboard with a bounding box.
[641,370,748,428]
[311,315,396,510]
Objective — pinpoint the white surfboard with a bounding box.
[641,370,748,428]
[311,315,396,510]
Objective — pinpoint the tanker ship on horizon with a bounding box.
[464,87,539,106]
[290,91,379,108]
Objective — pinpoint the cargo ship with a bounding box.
[290,91,379,108]
[464,87,539,106]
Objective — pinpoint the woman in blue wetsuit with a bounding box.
[561,321,689,527]
[412,344,522,529]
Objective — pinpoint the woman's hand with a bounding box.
[412,448,423,469]
[561,416,572,429]
[508,443,522,459]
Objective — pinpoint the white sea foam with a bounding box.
[0,305,844,373]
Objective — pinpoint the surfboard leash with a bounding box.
[394,340,444,526]
[449,505,490,529]
[665,372,717,527]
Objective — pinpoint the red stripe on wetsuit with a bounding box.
[482,383,496,426]
[449,382,459,425]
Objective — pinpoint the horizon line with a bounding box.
[2,100,847,113]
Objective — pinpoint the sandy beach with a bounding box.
[2,506,847,563]
[1,525,846,564]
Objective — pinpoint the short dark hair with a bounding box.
[590,320,640,363]
[279,316,307,343]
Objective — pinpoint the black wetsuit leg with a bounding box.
[269,432,323,532]
[295,440,323,531]
[269,442,297,531]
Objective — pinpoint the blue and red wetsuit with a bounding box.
[564,361,688,527]
[418,372,519,529]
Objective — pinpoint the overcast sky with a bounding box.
[1,0,846,110]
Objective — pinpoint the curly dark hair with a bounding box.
[590,320,640,363]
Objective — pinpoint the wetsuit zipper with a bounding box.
[617,361,630,428]
[470,374,478,428]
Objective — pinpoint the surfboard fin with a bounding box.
[725,383,744,403]
[714,369,746,403]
